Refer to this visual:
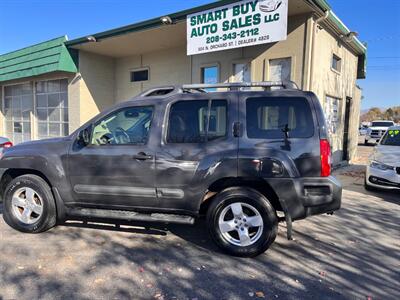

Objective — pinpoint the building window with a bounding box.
[130,68,149,82]
[233,63,251,83]
[269,58,292,82]
[325,96,340,135]
[331,54,342,73]
[3,83,33,144]
[201,66,219,85]
[36,79,69,139]
[167,100,227,143]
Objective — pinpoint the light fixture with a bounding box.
[341,31,358,42]
[86,35,97,42]
[160,16,173,25]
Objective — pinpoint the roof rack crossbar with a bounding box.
[181,81,299,91]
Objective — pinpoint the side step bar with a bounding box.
[67,208,195,225]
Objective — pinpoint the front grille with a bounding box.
[397,167,400,175]
[371,130,380,135]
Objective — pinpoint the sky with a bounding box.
[0,0,399,110]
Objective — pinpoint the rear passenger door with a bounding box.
[155,93,238,213]
[238,92,321,178]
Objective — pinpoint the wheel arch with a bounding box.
[199,177,282,215]
[0,168,65,221]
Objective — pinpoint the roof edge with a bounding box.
[0,36,67,58]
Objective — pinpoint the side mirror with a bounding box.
[77,127,91,146]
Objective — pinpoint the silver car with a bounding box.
[365,126,400,191]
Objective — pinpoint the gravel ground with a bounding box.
[0,144,399,300]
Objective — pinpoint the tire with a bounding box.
[206,187,278,257]
[364,139,369,145]
[3,174,57,233]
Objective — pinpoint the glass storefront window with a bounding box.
[35,79,69,139]
[3,83,33,144]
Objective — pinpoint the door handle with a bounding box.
[133,152,153,160]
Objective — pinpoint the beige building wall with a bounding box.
[114,46,190,102]
[78,51,115,124]
[311,22,361,162]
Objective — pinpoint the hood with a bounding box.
[9,137,68,150]
[373,145,400,166]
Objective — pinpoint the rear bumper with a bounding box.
[267,176,342,221]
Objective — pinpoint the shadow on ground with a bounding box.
[0,172,399,299]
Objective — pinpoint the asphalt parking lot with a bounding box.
[0,144,399,300]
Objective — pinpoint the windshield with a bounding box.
[380,129,400,146]
[372,122,394,127]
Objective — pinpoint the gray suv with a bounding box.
[0,82,341,257]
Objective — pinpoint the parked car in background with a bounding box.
[0,137,13,152]
[365,126,400,191]
[364,120,395,145]
[359,125,368,136]
[0,82,342,257]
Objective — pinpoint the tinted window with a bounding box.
[372,122,394,127]
[130,69,149,82]
[381,129,400,146]
[92,106,153,145]
[167,100,227,143]
[246,97,314,139]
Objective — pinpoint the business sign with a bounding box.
[187,0,288,55]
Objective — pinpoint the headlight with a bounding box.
[370,161,394,171]
[366,128,372,134]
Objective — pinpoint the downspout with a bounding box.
[309,10,330,91]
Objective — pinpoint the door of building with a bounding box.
[342,97,352,161]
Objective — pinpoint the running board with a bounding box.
[67,208,195,225]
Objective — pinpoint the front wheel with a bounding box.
[3,174,57,233]
[207,187,278,257]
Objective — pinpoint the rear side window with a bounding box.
[167,100,227,143]
[246,97,314,139]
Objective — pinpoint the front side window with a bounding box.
[246,97,314,139]
[91,106,154,145]
[380,129,400,146]
[167,100,227,143]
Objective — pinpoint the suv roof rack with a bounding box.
[182,81,299,91]
[136,81,299,98]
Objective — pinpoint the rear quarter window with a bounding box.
[246,97,314,139]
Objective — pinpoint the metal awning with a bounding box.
[0,36,77,83]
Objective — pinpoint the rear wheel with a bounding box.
[207,187,278,257]
[3,174,57,233]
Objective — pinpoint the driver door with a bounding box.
[67,105,158,209]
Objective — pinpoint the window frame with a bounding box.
[130,67,150,83]
[245,96,315,140]
[88,105,155,147]
[164,98,228,145]
[200,63,220,84]
[331,54,342,73]
[35,78,69,139]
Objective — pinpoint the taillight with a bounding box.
[320,139,331,177]
[1,141,13,148]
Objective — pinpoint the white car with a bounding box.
[365,126,400,191]
[364,120,395,145]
